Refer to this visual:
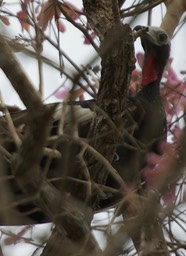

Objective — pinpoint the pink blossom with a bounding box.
[141,142,177,206]
[55,19,66,33]
[163,58,181,85]
[162,185,176,206]
[136,52,144,68]
[54,85,70,99]
[83,31,96,45]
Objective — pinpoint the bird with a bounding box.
[112,26,170,186]
[0,26,170,225]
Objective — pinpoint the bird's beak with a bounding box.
[133,25,170,47]
[133,25,148,41]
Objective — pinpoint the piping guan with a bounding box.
[112,26,170,185]
[0,26,170,225]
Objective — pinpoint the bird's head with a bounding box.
[134,26,170,86]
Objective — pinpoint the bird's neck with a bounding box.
[137,53,164,102]
[141,54,163,87]
[137,82,161,103]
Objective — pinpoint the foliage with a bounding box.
[0,0,185,256]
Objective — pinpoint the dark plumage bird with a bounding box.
[112,26,170,185]
[0,26,170,225]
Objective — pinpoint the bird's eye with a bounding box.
[159,33,167,42]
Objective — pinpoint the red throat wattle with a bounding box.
[142,54,158,86]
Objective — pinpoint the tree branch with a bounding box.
[83,0,121,37]
[0,35,42,111]
[0,31,99,255]
[161,0,186,37]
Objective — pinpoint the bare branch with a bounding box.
[161,0,186,37]
[0,35,42,111]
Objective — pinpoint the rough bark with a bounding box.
[86,24,135,209]
[83,0,121,37]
